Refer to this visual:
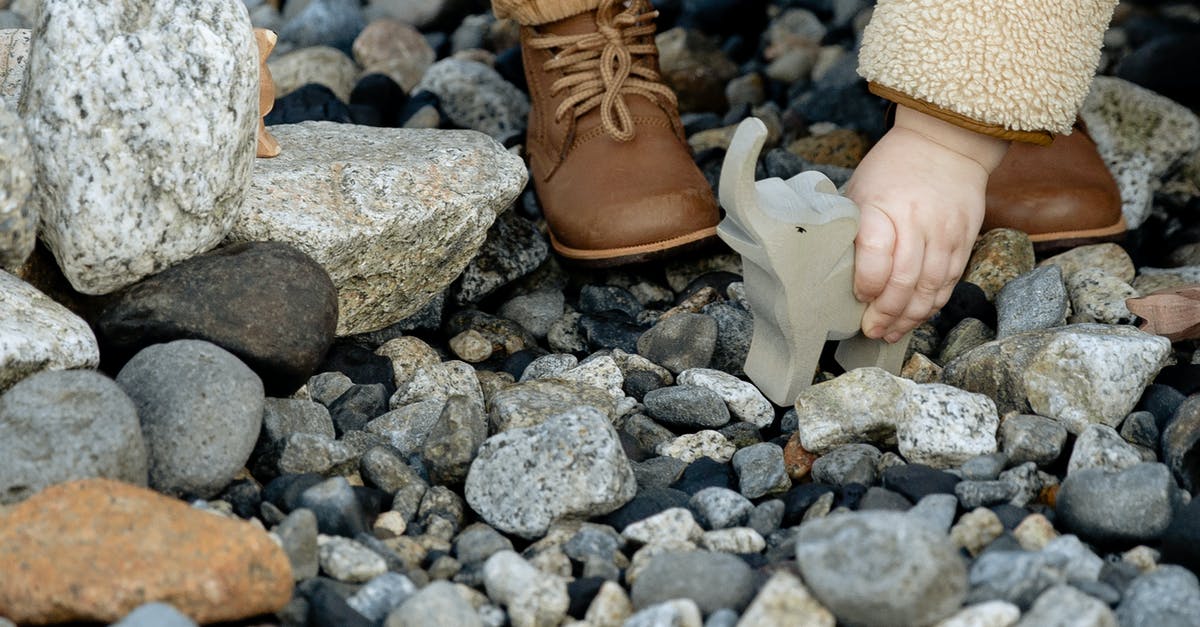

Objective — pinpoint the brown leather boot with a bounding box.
[520,0,719,266]
[984,122,1126,252]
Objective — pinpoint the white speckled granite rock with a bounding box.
[412,59,530,143]
[21,0,258,294]
[678,368,774,428]
[0,271,99,391]
[231,122,527,335]
[897,384,999,469]
[1080,76,1200,229]
[0,29,30,102]
[942,325,1171,434]
[794,367,914,454]
[465,407,636,539]
[0,102,33,271]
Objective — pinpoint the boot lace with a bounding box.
[527,0,677,142]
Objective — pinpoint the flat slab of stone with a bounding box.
[0,270,99,391]
[230,121,527,335]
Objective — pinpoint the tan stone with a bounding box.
[0,479,292,624]
[352,18,435,91]
[787,129,868,168]
[964,229,1035,300]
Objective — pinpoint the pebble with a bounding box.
[386,580,482,627]
[941,324,1171,434]
[275,508,320,580]
[963,229,1036,300]
[0,271,100,390]
[700,527,765,553]
[795,511,968,626]
[390,360,485,412]
[1056,463,1178,544]
[995,265,1069,338]
[1121,410,1160,450]
[636,313,718,374]
[499,289,565,340]
[1039,243,1135,283]
[1017,585,1117,626]
[677,368,774,427]
[783,433,820,481]
[329,383,389,434]
[630,550,756,613]
[1067,423,1144,475]
[793,367,913,454]
[299,476,369,538]
[901,352,943,383]
[810,443,882,487]
[1116,565,1200,627]
[657,430,737,464]
[1013,513,1059,551]
[414,59,529,143]
[966,550,1069,609]
[906,494,960,534]
[934,601,1020,627]
[346,573,416,623]
[376,337,440,391]
[689,487,754,530]
[558,355,627,402]
[732,442,791,498]
[938,318,996,365]
[449,330,493,362]
[622,508,704,546]
[1066,268,1138,325]
[1000,413,1069,467]
[0,370,147,504]
[736,570,834,627]
[951,508,1005,556]
[110,603,198,627]
[955,480,1018,510]
[318,535,388,583]
[483,551,569,627]
[116,340,263,498]
[961,453,1009,481]
[644,384,731,428]
[656,27,738,112]
[454,212,549,306]
[351,18,434,91]
[896,383,999,468]
[882,463,961,503]
[1162,394,1200,492]
[488,378,615,432]
[1042,534,1104,582]
[465,408,636,539]
[624,599,703,627]
[421,394,488,485]
[0,479,291,624]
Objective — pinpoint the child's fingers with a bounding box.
[885,246,953,341]
[853,203,896,303]
[862,227,924,339]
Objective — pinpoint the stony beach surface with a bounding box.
[2,0,1200,625]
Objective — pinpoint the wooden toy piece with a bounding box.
[717,117,910,406]
[253,28,281,158]
[1126,284,1200,341]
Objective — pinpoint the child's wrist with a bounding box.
[892,105,1010,174]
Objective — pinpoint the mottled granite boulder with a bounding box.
[20,0,259,294]
[230,122,527,335]
[0,28,30,102]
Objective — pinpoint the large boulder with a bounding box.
[19,0,259,294]
[231,122,527,335]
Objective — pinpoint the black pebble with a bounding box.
[495,46,526,92]
[1117,34,1200,110]
[1161,498,1200,575]
[602,487,692,531]
[930,281,996,335]
[881,464,961,502]
[837,483,869,510]
[317,341,397,396]
[298,480,369,538]
[781,483,836,526]
[623,370,666,401]
[396,90,442,128]
[989,504,1031,530]
[567,577,607,618]
[219,479,262,520]
[671,457,737,495]
[350,73,408,127]
[302,579,373,627]
[503,349,546,380]
[579,312,645,354]
[265,84,352,125]
[263,473,326,513]
[327,383,389,435]
[578,285,644,318]
[1151,366,1200,398]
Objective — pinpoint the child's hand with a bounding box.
[845,105,1009,343]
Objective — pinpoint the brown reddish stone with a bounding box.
[0,478,292,624]
[1039,484,1060,508]
[783,432,819,481]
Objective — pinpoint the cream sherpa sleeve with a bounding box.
[858,0,1117,145]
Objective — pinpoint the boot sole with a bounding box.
[1027,215,1128,253]
[549,226,720,268]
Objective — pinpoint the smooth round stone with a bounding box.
[413,58,529,143]
[0,370,147,504]
[386,580,482,627]
[881,464,960,503]
[498,289,565,340]
[689,487,754,530]
[643,384,730,428]
[1161,498,1200,574]
[110,603,197,627]
[278,0,365,53]
[351,18,434,91]
[731,442,790,499]
[317,536,387,583]
[579,285,644,319]
[810,443,882,487]
[1056,463,1178,545]
[298,476,369,538]
[795,511,967,626]
[116,340,264,499]
[96,242,337,397]
[269,45,359,102]
[637,313,718,375]
[1116,565,1200,627]
[995,265,1068,338]
[630,551,755,614]
[1020,585,1116,626]
[999,414,1068,467]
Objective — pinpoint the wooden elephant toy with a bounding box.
[717,117,910,406]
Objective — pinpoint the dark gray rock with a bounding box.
[359,445,426,496]
[275,508,320,580]
[0,370,147,504]
[703,302,752,377]
[632,456,688,490]
[794,511,968,626]
[497,289,564,339]
[261,398,335,444]
[636,313,718,374]
[966,550,1068,609]
[995,265,1068,338]
[328,383,389,435]
[810,443,882,487]
[455,211,548,305]
[278,0,365,52]
[1056,463,1179,545]
[747,499,784,537]
[298,476,369,538]
[579,285,643,318]
[563,523,622,564]
[858,487,912,511]
[961,453,1009,481]
[413,59,529,143]
[689,487,754,530]
[643,385,731,429]
[1120,410,1160,450]
[732,442,789,499]
[1000,413,1068,467]
[454,523,514,567]
[630,551,756,613]
[116,340,264,499]
[422,394,487,485]
[96,241,337,397]
[1163,395,1200,492]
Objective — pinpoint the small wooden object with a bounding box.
[1126,285,1200,342]
[254,28,281,158]
[717,118,910,406]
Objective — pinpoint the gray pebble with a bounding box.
[360,445,428,497]
[1116,565,1200,627]
[498,289,565,339]
[110,603,197,627]
[703,302,752,377]
[995,265,1068,338]
[644,385,731,428]
[633,456,689,490]
[385,580,481,627]
[1068,423,1143,476]
[938,318,995,365]
[747,500,785,537]
[858,487,911,511]
[454,523,514,567]
[1015,584,1117,626]
[1056,463,1178,544]
[732,442,790,499]
[961,453,1009,481]
[631,551,756,613]
[810,443,882,487]
[1119,410,1160,450]
[518,353,577,382]
[261,398,335,443]
[636,313,718,374]
[1000,414,1068,467]
[347,573,417,623]
[689,487,755,530]
[905,493,959,534]
[275,508,319,580]
[307,370,354,406]
[564,523,623,564]
[955,480,1018,509]
[966,550,1069,609]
